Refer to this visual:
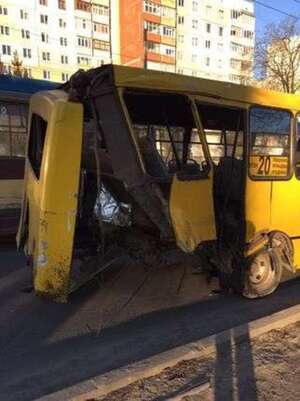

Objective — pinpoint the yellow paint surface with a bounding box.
[169,174,216,253]
[292,238,300,268]
[245,177,271,242]
[21,90,83,301]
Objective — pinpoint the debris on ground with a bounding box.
[98,322,300,401]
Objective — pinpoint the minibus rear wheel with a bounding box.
[242,249,282,299]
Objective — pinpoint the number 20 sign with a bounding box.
[249,156,289,177]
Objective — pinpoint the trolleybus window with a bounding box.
[249,107,291,178]
[0,102,28,157]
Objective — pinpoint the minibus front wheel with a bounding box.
[242,249,282,299]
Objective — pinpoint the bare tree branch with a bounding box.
[255,17,300,93]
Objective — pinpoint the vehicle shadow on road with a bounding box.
[0,248,299,401]
[214,325,258,401]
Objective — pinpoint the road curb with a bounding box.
[36,304,300,401]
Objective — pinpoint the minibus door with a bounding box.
[169,101,216,253]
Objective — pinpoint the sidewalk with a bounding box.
[98,321,300,401]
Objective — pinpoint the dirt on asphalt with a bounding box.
[98,321,300,401]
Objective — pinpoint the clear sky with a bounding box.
[255,0,300,36]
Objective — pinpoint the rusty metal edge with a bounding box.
[35,303,300,401]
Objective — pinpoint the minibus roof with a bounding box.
[99,64,300,112]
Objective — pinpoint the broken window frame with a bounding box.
[192,98,246,166]
[120,89,212,179]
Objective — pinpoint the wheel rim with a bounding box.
[248,251,275,289]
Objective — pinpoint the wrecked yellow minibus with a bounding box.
[17,65,300,301]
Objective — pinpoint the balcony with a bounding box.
[74,0,91,12]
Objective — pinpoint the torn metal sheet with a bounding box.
[94,184,132,227]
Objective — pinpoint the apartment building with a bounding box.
[176,0,255,82]
[118,0,177,72]
[0,0,255,83]
[0,0,112,82]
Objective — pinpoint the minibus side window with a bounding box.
[196,103,244,165]
[123,92,208,178]
[249,107,291,179]
[28,113,47,179]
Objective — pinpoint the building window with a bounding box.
[77,56,90,65]
[43,70,50,79]
[244,30,253,39]
[40,14,48,24]
[178,34,184,44]
[61,55,68,64]
[231,10,241,19]
[40,0,47,5]
[205,40,210,49]
[60,37,67,46]
[144,21,160,35]
[161,6,175,18]
[78,36,91,47]
[205,57,210,66]
[231,42,243,53]
[20,9,28,19]
[230,58,241,69]
[24,68,32,77]
[23,48,32,58]
[0,6,8,15]
[178,0,184,6]
[177,50,183,60]
[192,37,198,46]
[206,5,212,15]
[191,54,197,63]
[219,27,223,36]
[178,16,184,24]
[94,22,108,34]
[218,9,224,19]
[0,26,9,35]
[75,0,91,12]
[62,73,69,81]
[192,1,198,11]
[92,4,109,15]
[192,20,198,29]
[146,41,160,52]
[93,39,110,51]
[41,32,49,42]
[206,23,211,33]
[42,51,50,61]
[2,44,11,55]
[162,26,175,37]
[58,0,66,10]
[21,29,30,39]
[144,1,160,15]
[59,18,66,28]
[165,46,175,56]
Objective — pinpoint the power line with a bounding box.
[255,0,300,20]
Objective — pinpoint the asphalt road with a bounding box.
[0,243,300,401]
